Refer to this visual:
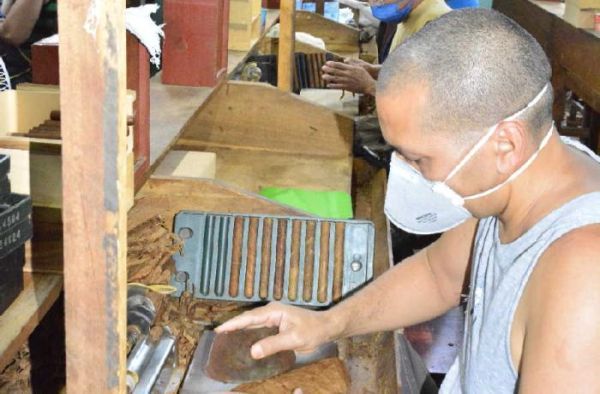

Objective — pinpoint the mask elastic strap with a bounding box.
[463,122,554,201]
[443,82,551,184]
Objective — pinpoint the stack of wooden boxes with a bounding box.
[229,0,263,51]
[564,0,600,29]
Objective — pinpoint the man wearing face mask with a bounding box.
[322,0,451,95]
[218,9,600,392]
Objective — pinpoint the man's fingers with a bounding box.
[251,332,302,359]
[326,83,350,90]
[215,310,271,333]
[321,66,349,77]
[324,60,353,70]
[322,74,352,84]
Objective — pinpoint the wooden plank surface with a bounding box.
[149,73,214,166]
[338,159,398,393]
[129,177,306,231]
[294,10,360,54]
[278,0,295,92]
[178,81,354,157]
[169,145,353,194]
[58,0,128,390]
[0,273,63,372]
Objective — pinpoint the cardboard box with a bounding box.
[229,15,262,51]
[565,0,600,10]
[0,86,135,210]
[564,3,596,28]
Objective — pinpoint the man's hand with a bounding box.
[0,0,45,46]
[322,60,377,96]
[216,302,342,360]
[344,58,380,79]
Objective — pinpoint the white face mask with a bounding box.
[384,83,554,235]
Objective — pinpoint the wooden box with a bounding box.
[230,0,262,23]
[229,0,262,50]
[0,85,135,210]
[126,33,151,189]
[30,33,151,189]
[162,0,230,87]
[262,0,280,8]
[31,38,59,85]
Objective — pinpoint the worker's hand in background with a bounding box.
[216,302,341,360]
[343,58,380,79]
[322,60,377,96]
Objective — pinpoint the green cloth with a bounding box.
[260,187,353,219]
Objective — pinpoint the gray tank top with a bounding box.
[440,137,600,393]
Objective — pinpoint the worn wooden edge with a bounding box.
[0,137,62,154]
[336,159,398,393]
[172,138,352,159]
[130,176,313,230]
[0,273,63,371]
[227,80,354,120]
[254,36,354,61]
[294,10,360,53]
[156,82,354,179]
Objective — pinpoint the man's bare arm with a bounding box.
[518,225,600,392]
[332,218,477,338]
[0,0,45,46]
[217,218,478,359]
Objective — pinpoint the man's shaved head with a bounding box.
[377,9,553,140]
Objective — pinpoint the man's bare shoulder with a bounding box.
[518,224,600,391]
[533,224,600,294]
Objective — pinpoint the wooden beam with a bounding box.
[294,11,360,54]
[278,0,295,91]
[315,0,325,15]
[58,0,128,390]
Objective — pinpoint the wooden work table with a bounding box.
[133,9,395,391]
[494,0,600,151]
[1,5,384,391]
[0,273,62,372]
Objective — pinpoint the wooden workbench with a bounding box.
[494,0,600,151]
[132,8,399,392]
[1,3,389,391]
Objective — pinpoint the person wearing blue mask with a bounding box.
[445,0,479,9]
[322,0,451,95]
[219,9,600,392]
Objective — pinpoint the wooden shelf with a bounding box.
[0,272,63,371]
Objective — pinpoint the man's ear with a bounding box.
[493,120,528,174]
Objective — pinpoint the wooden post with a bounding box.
[58,0,128,390]
[278,0,295,92]
[316,0,325,15]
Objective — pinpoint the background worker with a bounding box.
[322,0,451,95]
[0,0,57,86]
